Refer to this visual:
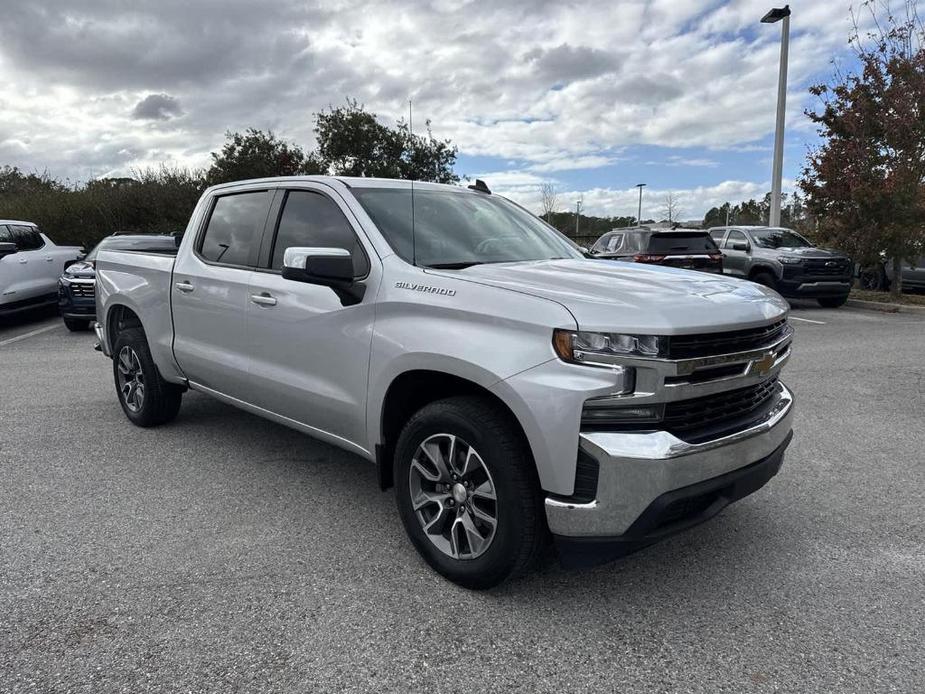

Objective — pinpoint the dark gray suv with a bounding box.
[708,226,853,308]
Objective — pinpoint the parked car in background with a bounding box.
[58,233,178,331]
[858,253,925,292]
[708,226,853,308]
[94,176,794,588]
[590,228,724,274]
[0,220,83,317]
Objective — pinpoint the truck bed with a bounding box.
[95,249,179,381]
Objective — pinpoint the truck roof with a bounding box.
[0,219,37,226]
[205,176,473,195]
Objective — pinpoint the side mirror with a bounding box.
[282,247,365,305]
[731,242,750,252]
[0,242,17,259]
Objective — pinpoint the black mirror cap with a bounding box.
[281,253,355,286]
[0,242,17,258]
[732,242,750,252]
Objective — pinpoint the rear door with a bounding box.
[244,184,380,447]
[171,189,271,399]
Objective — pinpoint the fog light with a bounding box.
[580,397,664,430]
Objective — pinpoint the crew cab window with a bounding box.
[269,190,369,276]
[8,225,44,250]
[0,225,11,243]
[198,191,270,266]
[725,230,748,249]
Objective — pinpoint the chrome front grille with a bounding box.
[68,281,96,297]
[667,319,788,360]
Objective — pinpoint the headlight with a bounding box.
[778,256,802,264]
[553,329,666,365]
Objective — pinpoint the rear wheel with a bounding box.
[394,396,546,589]
[112,327,183,427]
[858,266,886,291]
[818,295,848,308]
[63,318,90,331]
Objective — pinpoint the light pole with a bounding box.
[575,197,583,236]
[635,183,646,226]
[762,5,791,228]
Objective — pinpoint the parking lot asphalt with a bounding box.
[1,303,923,693]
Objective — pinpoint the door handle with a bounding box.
[19,258,28,264]
[45,256,54,262]
[175,281,195,293]
[250,292,277,307]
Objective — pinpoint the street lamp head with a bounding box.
[635,183,646,188]
[761,5,790,23]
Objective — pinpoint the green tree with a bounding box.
[800,0,925,296]
[314,100,458,183]
[205,128,325,187]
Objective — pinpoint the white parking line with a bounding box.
[790,316,826,325]
[0,323,59,347]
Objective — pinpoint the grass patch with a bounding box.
[850,289,925,306]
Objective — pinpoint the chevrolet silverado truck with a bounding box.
[95,176,794,589]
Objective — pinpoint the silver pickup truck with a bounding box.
[95,176,794,588]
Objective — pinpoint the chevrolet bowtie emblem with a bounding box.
[753,353,776,375]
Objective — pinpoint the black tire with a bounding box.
[818,295,848,308]
[751,270,778,291]
[858,266,886,291]
[63,318,90,332]
[112,327,183,427]
[394,396,546,589]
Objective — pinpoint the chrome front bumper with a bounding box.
[545,383,794,537]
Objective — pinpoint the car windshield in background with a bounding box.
[750,228,812,249]
[85,236,175,261]
[647,233,718,254]
[352,188,581,268]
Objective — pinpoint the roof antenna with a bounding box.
[409,98,417,267]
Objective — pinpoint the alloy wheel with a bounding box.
[408,433,498,560]
[117,346,145,413]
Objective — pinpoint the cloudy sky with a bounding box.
[0,0,867,220]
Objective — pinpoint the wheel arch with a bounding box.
[375,369,534,491]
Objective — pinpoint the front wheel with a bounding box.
[751,270,778,291]
[394,396,546,589]
[818,295,848,308]
[63,318,90,332]
[112,327,183,427]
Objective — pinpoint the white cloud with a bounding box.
[0,0,864,185]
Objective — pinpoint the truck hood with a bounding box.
[775,246,849,259]
[433,259,788,334]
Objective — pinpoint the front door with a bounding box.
[245,185,379,448]
[171,189,271,399]
[722,229,750,277]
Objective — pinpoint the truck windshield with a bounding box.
[352,187,581,268]
[750,228,812,249]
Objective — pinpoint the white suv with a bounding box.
[0,220,83,316]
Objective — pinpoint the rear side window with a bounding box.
[710,229,726,245]
[269,190,369,276]
[647,233,718,254]
[9,225,44,250]
[198,191,270,266]
[0,225,11,243]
